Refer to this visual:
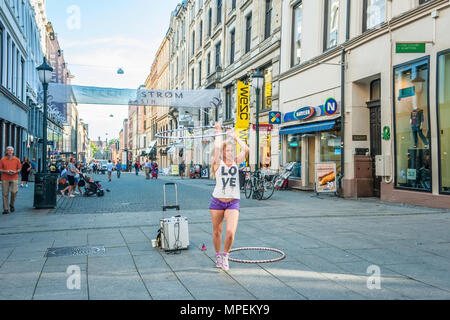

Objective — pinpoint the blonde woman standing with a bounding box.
[209,123,249,271]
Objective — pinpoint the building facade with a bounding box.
[167,0,281,176]
[1,0,35,160]
[145,36,170,169]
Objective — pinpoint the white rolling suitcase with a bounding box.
[158,183,189,251]
[160,216,189,251]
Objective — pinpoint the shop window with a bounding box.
[363,0,386,33]
[320,129,341,174]
[393,58,431,192]
[438,50,450,194]
[286,134,302,178]
[259,131,272,169]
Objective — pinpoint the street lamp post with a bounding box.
[252,69,264,174]
[37,57,53,173]
[34,57,57,209]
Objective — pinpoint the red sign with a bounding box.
[252,124,273,131]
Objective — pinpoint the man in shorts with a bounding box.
[0,146,21,214]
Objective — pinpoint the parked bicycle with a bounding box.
[244,171,265,200]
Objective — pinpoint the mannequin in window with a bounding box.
[410,105,428,148]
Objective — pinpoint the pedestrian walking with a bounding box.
[116,160,122,178]
[152,161,158,179]
[144,159,152,180]
[107,160,113,182]
[20,157,31,188]
[134,160,140,176]
[29,158,37,182]
[74,163,83,194]
[60,157,78,198]
[179,160,186,179]
[209,123,249,271]
[0,146,22,214]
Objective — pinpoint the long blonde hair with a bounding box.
[211,139,235,178]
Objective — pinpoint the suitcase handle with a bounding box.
[164,183,175,186]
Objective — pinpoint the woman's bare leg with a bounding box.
[210,209,224,253]
[223,210,239,253]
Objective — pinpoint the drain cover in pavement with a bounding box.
[45,245,105,258]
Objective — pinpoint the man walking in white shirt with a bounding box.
[107,160,113,182]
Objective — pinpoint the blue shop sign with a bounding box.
[269,111,282,124]
[294,107,315,120]
[284,98,339,123]
[324,97,338,115]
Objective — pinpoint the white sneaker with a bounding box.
[215,253,222,268]
[69,194,75,198]
[221,253,230,271]
[60,191,65,197]
[25,184,28,188]
[20,184,23,188]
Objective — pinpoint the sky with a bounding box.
[46,0,181,141]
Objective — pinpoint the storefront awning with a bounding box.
[279,120,336,136]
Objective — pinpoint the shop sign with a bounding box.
[352,135,368,141]
[398,86,415,101]
[294,107,315,120]
[269,111,282,124]
[201,166,210,179]
[284,98,339,123]
[252,124,273,131]
[396,42,426,54]
[407,168,417,180]
[315,162,337,193]
[171,165,179,176]
[236,81,250,129]
[324,98,338,115]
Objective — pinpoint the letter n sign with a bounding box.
[324,98,338,115]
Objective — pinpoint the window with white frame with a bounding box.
[291,1,303,66]
[324,0,339,50]
[363,0,385,32]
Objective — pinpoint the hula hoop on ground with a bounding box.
[155,125,233,140]
[228,247,286,264]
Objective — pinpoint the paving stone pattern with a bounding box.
[0,173,449,300]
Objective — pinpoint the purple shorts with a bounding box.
[209,197,240,211]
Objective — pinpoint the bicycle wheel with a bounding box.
[262,180,275,200]
[244,179,253,199]
[254,180,264,200]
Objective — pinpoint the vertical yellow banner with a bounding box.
[236,81,250,129]
[235,127,249,165]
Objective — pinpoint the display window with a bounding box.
[437,50,450,194]
[393,57,431,191]
[320,128,341,175]
[286,134,302,178]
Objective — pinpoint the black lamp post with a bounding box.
[252,68,264,174]
[36,57,53,173]
[34,57,57,209]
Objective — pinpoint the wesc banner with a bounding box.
[236,81,250,164]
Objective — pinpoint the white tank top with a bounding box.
[212,160,241,200]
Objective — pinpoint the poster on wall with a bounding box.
[315,162,337,193]
[171,165,179,176]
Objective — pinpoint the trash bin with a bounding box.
[33,173,59,209]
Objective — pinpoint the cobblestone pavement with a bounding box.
[1,173,450,300]
[50,172,267,214]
